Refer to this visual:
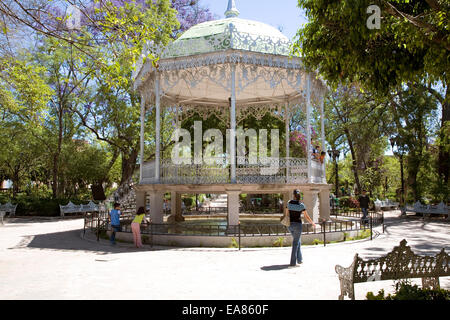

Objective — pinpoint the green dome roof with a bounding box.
[162,17,292,59]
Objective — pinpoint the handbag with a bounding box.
[280,213,290,227]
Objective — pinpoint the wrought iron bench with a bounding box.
[335,239,449,300]
[404,201,449,219]
[0,202,18,217]
[374,199,399,211]
[60,201,99,217]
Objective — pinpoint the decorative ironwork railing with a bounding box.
[84,212,385,248]
[142,157,324,185]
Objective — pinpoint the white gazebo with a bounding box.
[132,0,331,226]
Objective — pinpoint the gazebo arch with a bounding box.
[132,0,331,227]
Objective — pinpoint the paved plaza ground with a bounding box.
[0,211,448,300]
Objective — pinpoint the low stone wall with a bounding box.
[107,230,361,248]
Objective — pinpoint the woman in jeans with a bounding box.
[286,190,316,267]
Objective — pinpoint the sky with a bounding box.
[200,0,308,41]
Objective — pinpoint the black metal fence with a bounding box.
[84,210,384,249]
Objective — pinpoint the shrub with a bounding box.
[273,237,285,247]
[339,196,360,209]
[183,197,194,208]
[1,195,94,216]
[367,281,450,300]
[229,237,239,248]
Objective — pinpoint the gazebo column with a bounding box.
[283,192,290,211]
[319,188,331,222]
[168,191,184,223]
[320,93,326,184]
[139,94,146,183]
[155,70,161,183]
[227,190,240,226]
[285,102,290,182]
[136,190,146,212]
[306,74,312,183]
[149,191,164,224]
[303,189,319,223]
[230,63,237,183]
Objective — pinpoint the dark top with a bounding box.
[358,195,370,209]
[287,200,306,223]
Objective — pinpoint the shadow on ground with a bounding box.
[260,264,292,271]
[4,216,84,224]
[7,229,153,255]
[358,217,449,259]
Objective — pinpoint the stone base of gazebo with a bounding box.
[134,183,332,226]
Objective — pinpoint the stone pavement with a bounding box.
[0,211,448,300]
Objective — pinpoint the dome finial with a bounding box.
[225,0,239,18]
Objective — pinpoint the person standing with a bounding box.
[358,190,370,223]
[109,203,122,245]
[286,190,316,267]
[131,207,151,248]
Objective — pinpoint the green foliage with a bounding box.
[295,0,449,200]
[273,237,286,247]
[182,197,194,208]
[338,196,360,209]
[4,195,95,216]
[229,237,239,248]
[367,281,450,300]
[293,0,448,92]
[0,57,53,117]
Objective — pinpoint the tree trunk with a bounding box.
[344,128,362,193]
[406,154,420,202]
[120,148,139,185]
[438,86,449,184]
[52,107,64,199]
[12,169,19,198]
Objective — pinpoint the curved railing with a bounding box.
[142,157,325,184]
[84,211,384,248]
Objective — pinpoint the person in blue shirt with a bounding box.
[108,203,122,245]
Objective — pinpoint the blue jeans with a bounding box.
[361,208,368,222]
[110,225,122,244]
[288,222,303,266]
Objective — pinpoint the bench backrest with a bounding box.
[0,202,17,212]
[60,201,81,213]
[351,239,449,283]
[60,201,99,214]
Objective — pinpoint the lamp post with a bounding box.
[327,149,341,197]
[390,137,405,210]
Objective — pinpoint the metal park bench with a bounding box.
[60,201,99,217]
[404,201,449,219]
[374,199,399,211]
[335,239,450,300]
[0,202,18,217]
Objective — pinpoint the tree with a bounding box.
[70,0,213,185]
[389,85,440,201]
[324,85,391,194]
[293,0,450,185]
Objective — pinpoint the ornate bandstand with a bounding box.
[132,0,332,227]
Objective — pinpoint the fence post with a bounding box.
[96,212,100,242]
[238,222,241,251]
[370,215,373,241]
[150,223,153,248]
[382,212,385,233]
[83,214,86,238]
[322,221,326,247]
